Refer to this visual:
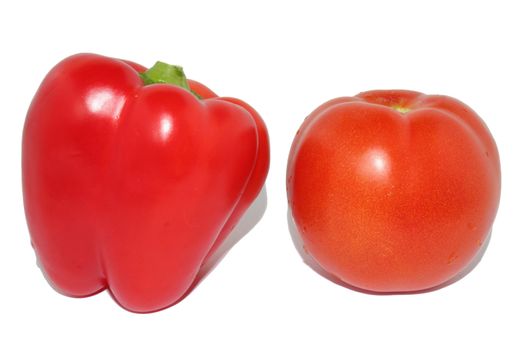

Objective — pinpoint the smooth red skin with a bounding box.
[287,91,500,293]
[126,62,270,264]
[22,54,269,312]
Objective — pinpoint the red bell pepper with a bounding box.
[22,53,270,312]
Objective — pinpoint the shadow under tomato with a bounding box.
[287,209,492,295]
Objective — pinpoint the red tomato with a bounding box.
[287,90,500,293]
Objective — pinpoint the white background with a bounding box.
[1,1,524,349]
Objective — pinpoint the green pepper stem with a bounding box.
[139,61,200,99]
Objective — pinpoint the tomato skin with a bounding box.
[287,90,500,293]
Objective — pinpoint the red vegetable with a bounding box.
[22,53,269,312]
[287,90,500,293]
